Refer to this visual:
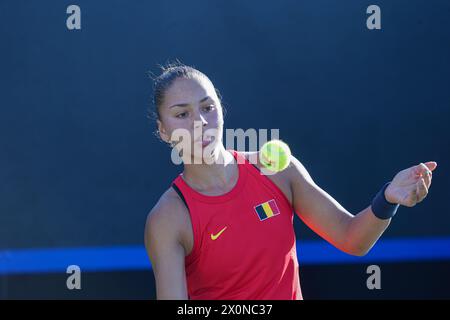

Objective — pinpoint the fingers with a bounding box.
[421,165,432,187]
[409,162,434,206]
[416,177,429,203]
[414,163,432,186]
[425,161,438,172]
[417,162,432,175]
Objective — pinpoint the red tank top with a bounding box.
[171,150,302,300]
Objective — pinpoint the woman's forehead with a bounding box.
[164,77,216,106]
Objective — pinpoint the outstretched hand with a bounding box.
[384,161,438,207]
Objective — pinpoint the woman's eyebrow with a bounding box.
[169,96,211,109]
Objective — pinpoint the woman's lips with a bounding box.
[195,136,213,147]
[202,140,212,147]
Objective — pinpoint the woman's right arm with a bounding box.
[144,195,189,300]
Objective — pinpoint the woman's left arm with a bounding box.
[288,155,437,256]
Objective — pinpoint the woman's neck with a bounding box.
[181,144,238,194]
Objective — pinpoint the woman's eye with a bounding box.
[204,105,215,112]
[176,112,188,118]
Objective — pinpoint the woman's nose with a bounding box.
[194,113,208,128]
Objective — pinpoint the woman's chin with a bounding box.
[186,142,220,164]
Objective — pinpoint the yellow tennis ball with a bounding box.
[259,140,291,173]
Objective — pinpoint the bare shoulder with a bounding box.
[144,187,192,253]
[240,150,294,205]
[144,188,191,299]
[286,153,316,190]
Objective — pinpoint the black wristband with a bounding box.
[371,182,400,220]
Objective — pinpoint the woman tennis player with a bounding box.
[144,62,437,300]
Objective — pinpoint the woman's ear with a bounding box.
[157,119,170,143]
